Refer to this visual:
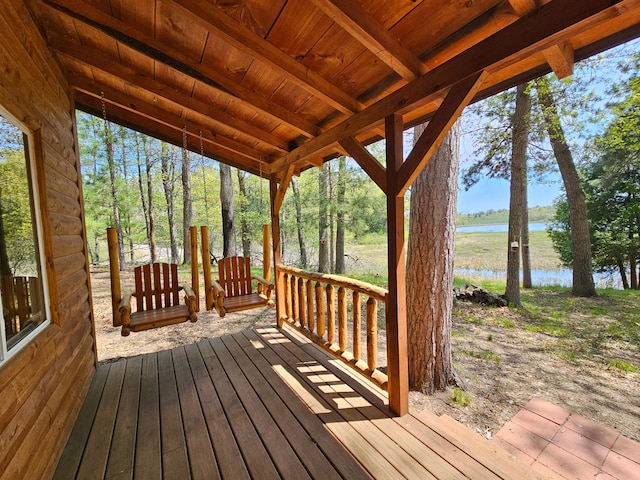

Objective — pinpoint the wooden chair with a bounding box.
[107,227,199,336]
[206,256,274,317]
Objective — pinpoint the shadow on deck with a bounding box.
[54,324,539,479]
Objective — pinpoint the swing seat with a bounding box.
[208,256,274,317]
[118,262,197,336]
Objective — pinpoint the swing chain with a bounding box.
[100,91,112,157]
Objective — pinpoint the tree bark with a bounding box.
[536,77,596,297]
[220,162,237,257]
[505,84,530,306]
[335,156,346,274]
[617,257,629,289]
[104,118,125,268]
[161,142,179,263]
[135,133,150,251]
[318,163,329,272]
[237,170,252,257]
[182,142,193,264]
[407,121,460,394]
[291,177,308,268]
[143,136,157,263]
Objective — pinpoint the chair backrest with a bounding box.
[217,256,253,298]
[133,263,181,312]
[1,275,39,333]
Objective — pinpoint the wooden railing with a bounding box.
[277,264,388,389]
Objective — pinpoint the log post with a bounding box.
[306,279,314,333]
[200,226,213,311]
[338,286,347,352]
[284,273,292,319]
[107,227,122,327]
[298,276,307,329]
[291,275,299,326]
[270,175,286,327]
[353,291,361,361]
[189,226,199,311]
[366,296,378,371]
[326,284,335,345]
[262,224,271,281]
[315,281,324,338]
[385,113,409,416]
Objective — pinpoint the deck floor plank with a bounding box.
[56,325,534,479]
[106,356,143,480]
[76,360,126,480]
[197,339,281,480]
[210,336,313,480]
[134,353,162,480]
[157,349,191,479]
[183,343,250,480]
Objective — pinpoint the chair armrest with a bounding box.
[118,289,135,336]
[210,280,227,317]
[182,284,198,321]
[252,274,275,303]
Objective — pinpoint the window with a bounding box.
[0,112,49,363]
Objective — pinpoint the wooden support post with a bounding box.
[200,226,213,311]
[385,113,409,416]
[107,227,122,327]
[262,224,271,281]
[190,226,199,312]
[270,175,286,327]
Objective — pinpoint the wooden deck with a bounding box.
[54,325,541,479]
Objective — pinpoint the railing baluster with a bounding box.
[353,291,361,361]
[326,284,335,345]
[366,296,377,371]
[291,275,299,326]
[315,281,325,338]
[338,286,347,352]
[306,280,314,333]
[284,273,291,320]
[298,277,306,329]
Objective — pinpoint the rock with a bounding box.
[453,284,508,307]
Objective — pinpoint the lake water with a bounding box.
[456,223,548,233]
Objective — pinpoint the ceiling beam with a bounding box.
[307,0,427,81]
[396,71,487,195]
[338,137,386,193]
[543,41,575,78]
[44,0,321,138]
[171,0,364,115]
[507,0,538,16]
[52,44,290,154]
[75,91,267,176]
[270,0,627,173]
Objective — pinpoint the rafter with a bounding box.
[507,0,538,16]
[171,0,364,115]
[43,0,320,138]
[308,0,427,81]
[338,137,386,193]
[543,41,575,79]
[270,0,627,173]
[53,44,290,154]
[396,72,487,195]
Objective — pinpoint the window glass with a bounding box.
[0,114,47,359]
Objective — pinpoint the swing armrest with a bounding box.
[210,280,227,316]
[252,274,274,300]
[119,289,135,336]
[182,284,198,320]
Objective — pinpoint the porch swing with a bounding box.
[200,157,274,317]
[105,109,198,335]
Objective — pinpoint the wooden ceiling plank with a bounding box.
[507,0,539,16]
[396,71,488,195]
[308,0,427,81]
[43,0,320,138]
[270,0,628,173]
[171,0,364,115]
[73,81,271,164]
[542,41,575,78]
[52,42,289,152]
[338,137,386,193]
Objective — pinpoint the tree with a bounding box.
[505,83,532,306]
[161,142,179,263]
[291,176,308,268]
[407,121,460,394]
[182,134,193,264]
[104,116,125,267]
[335,156,347,274]
[220,162,237,257]
[535,76,596,297]
[318,163,329,272]
[237,170,252,257]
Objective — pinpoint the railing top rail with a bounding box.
[277,264,388,302]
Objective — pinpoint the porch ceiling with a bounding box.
[27,0,640,178]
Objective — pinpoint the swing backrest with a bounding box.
[217,256,253,298]
[133,262,181,312]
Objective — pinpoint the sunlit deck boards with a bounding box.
[54,325,536,479]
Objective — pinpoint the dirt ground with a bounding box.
[91,267,639,443]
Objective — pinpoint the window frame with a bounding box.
[0,108,51,365]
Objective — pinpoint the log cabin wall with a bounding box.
[0,2,96,479]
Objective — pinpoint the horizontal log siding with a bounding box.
[0,2,96,480]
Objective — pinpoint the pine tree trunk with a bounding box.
[104,119,125,268]
[521,200,532,288]
[182,144,193,264]
[506,84,530,306]
[291,177,308,268]
[135,133,150,251]
[536,77,596,297]
[220,162,237,257]
[335,156,346,274]
[407,121,459,394]
[617,257,629,289]
[237,170,252,257]
[161,143,179,263]
[318,164,329,272]
[144,137,157,263]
